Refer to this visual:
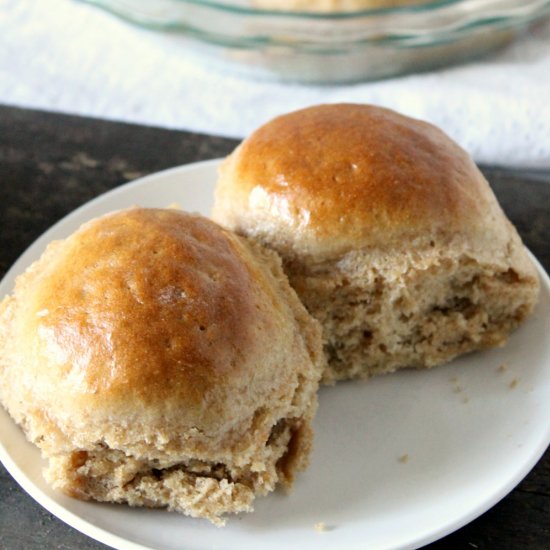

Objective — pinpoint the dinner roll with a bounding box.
[212,103,540,383]
[0,208,324,524]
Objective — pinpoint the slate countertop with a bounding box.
[0,106,548,550]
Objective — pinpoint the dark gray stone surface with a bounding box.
[0,106,548,549]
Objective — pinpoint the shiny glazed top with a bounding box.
[0,208,308,439]
[32,209,259,400]
[213,104,507,262]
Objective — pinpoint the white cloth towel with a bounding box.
[2,0,550,168]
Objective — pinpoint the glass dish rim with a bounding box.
[97,0,473,19]
[85,0,550,45]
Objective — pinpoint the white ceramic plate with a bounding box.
[1,159,549,550]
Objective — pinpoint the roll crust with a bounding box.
[214,104,512,263]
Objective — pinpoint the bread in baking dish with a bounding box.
[212,103,540,383]
[0,207,324,524]
[252,0,437,13]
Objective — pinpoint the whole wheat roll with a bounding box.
[212,103,540,382]
[0,207,324,524]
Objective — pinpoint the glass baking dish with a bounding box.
[82,0,550,83]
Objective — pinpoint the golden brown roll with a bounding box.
[212,103,540,383]
[0,208,324,524]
